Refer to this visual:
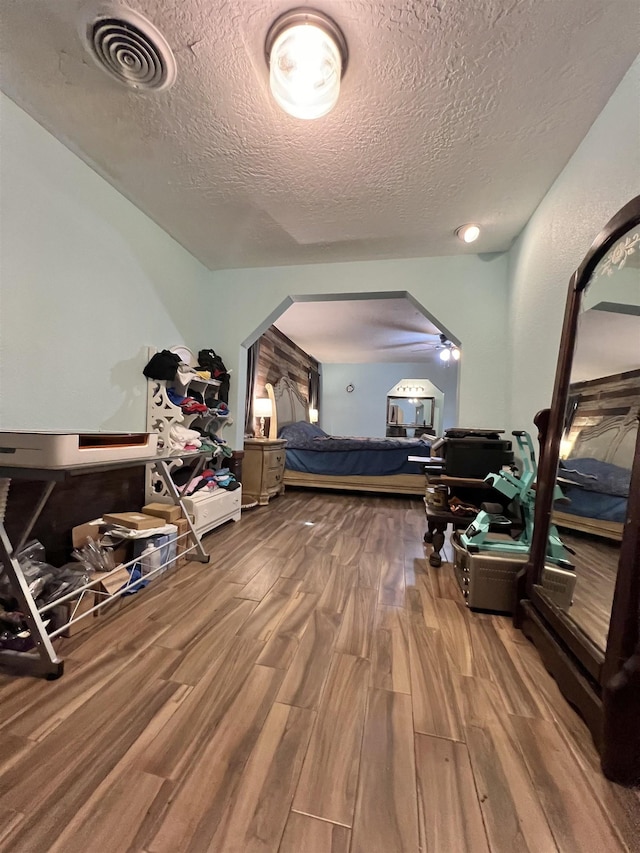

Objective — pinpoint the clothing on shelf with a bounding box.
[145,345,238,528]
[143,350,181,380]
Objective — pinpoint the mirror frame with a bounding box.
[515,195,640,786]
[386,395,435,430]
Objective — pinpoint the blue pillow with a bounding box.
[279,421,328,446]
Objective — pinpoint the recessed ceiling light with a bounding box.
[456,224,480,243]
[265,8,348,120]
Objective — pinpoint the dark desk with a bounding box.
[422,503,479,566]
[421,473,517,567]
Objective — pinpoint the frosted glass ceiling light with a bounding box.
[456,224,480,243]
[265,9,348,120]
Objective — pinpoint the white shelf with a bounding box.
[145,346,235,531]
[187,376,222,388]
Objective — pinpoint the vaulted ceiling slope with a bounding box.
[1,1,637,270]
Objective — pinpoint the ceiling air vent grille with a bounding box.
[79,4,176,91]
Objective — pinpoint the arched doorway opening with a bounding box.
[239,291,461,442]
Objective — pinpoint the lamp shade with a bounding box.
[254,398,273,418]
[309,407,319,423]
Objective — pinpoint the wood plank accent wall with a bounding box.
[255,326,319,407]
[565,368,640,466]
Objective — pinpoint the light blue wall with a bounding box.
[0,92,509,445]
[507,56,640,431]
[213,257,509,446]
[3,53,637,446]
[0,93,212,432]
[320,362,458,437]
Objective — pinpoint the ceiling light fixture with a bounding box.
[265,8,348,120]
[437,334,461,363]
[456,224,480,243]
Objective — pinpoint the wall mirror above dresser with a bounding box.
[516,196,640,786]
[386,395,435,437]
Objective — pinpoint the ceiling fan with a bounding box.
[374,331,461,359]
[433,334,461,362]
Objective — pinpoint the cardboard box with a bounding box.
[103,512,163,531]
[142,502,183,524]
[71,521,131,570]
[91,566,134,617]
[93,565,132,597]
[175,518,191,567]
[53,588,97,638]
[72,520,104,548]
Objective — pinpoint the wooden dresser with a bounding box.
[242,438,287,505]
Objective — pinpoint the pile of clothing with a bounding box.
[448,496,481,517]
[176,467,241,495]
[167,388,208,415]
[144,348,233,457]
[143,349,230,402]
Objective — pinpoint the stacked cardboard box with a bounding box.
[175,517,191,567]
[142,503,183,524]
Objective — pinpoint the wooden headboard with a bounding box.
[266,377,309,438]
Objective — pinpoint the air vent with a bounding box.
[78,3,176,91]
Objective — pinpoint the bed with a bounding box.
[553,371,639,541]
[265,377,432,495]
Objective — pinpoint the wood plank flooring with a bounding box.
[0,490,638,853]
[558,531,619,652]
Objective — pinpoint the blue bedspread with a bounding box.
[557,485,628,524]
[280,421,432,476]
[559,457,630,497]
[556,457,630,523]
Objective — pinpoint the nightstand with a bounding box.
[242,438,287,505]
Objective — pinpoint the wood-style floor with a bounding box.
[560,531,619,652]
[0,490,639,853]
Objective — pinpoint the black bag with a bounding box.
[198,349,227,377]
[198,349,230,403]
[143,350,181,380]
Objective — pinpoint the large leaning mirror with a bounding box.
[516,196,640,787]
[536,239,640,655]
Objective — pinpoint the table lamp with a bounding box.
[254,397,272,438]
[309,407,319,424]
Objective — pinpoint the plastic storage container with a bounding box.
[140,543,162,577]
[451,531,575,613]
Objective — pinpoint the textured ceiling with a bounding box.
[274,296,447,363]
[1,0,638,270]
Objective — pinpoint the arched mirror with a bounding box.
[516,196,640,786]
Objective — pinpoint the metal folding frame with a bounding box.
[0,452,213,678]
